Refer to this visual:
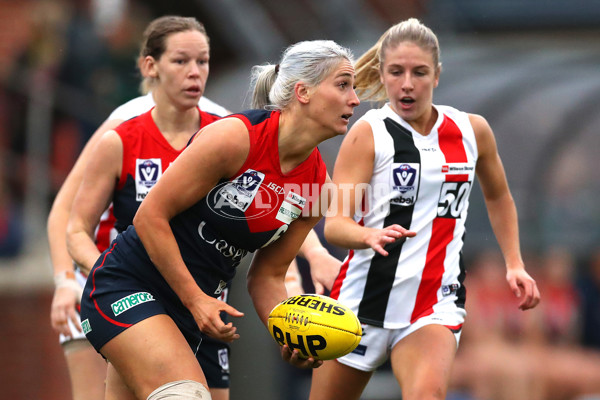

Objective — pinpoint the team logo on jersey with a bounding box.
[135,158,162,201]
[217,169,265,212]
[390,163,419,206]
[208,169,279,220]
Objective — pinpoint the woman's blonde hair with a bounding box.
[250,40,354,110]
[354,18,441,102]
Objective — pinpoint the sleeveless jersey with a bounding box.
[111,107,221,233]
[331,104,478,329]
[141,109,328,297]
[93,96,227,252]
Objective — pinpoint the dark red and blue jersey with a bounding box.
[111,107,221,233]
[80,109,327,356]
[168,109,328,295]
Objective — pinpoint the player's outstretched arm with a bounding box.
[48,118,123,336]
[471,113,540,311]
[324,120,415,256]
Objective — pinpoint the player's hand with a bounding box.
[506,267,541,311]
[189,295,244,342]
[365,224,416,256]
[280,345,323,369]
[50,286,82,337]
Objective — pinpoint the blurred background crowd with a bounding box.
[0,0,599,399]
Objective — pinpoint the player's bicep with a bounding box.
[70,131,123,232]
[471,114,510,200]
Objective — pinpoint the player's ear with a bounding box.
[140,55,158,79]
[295,82,311,105]
[433,63,442,88]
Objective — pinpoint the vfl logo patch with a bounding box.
[81,318,92,335]
[135,158,162,201]
[390,163,419,206]
[111,292,155,316]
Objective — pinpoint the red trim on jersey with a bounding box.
[331,249,352,300]
[95,205,116,252]
[90,242,132,328]
[445,323,463,333]
[411,115,468,323]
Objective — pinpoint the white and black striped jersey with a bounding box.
[331,104,478,329]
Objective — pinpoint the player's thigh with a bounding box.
[390,324,457,400]
[63,340,107,400]
[105,362,137,400]
[100,314,207,399]
[309,359,372,400]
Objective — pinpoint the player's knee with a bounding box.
[147,380,211,399]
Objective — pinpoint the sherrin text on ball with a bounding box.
[268,294,362,360]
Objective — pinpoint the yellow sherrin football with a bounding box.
[268,294,362,360]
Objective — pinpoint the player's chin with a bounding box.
[338,116,351,132]
[181,92,202,106]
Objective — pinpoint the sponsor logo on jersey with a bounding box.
[441,163,474,174]
[276,200,302,224]
[197,221,248,267]
[81,318,92,335]
[135,158,162,201]
[390,163,419,206]
[111,292,155,316]
[286,191,306,208]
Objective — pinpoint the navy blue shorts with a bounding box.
[80,232,230,388]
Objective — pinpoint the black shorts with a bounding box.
[80,234,230,388]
